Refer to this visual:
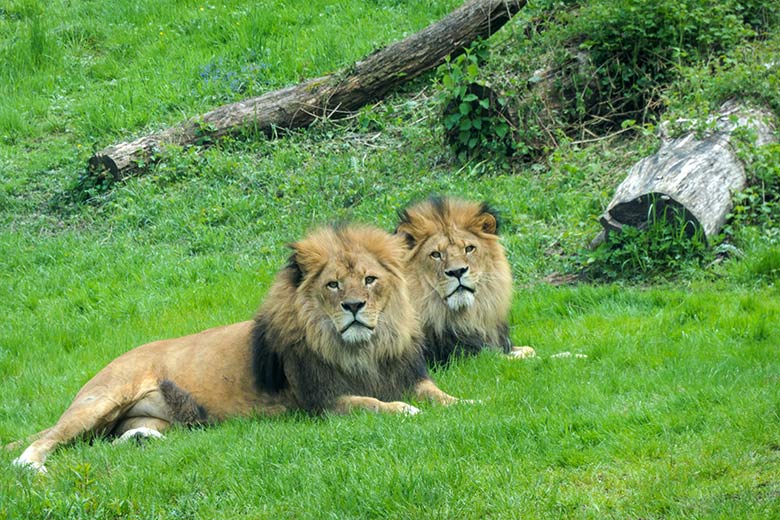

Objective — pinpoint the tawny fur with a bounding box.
[264,226,418,373]
[396,197,514,364]
[9,224,458,473]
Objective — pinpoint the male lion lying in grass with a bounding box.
[11,224,461,473]
[396,197,535,365]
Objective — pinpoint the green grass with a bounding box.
[2,0,780,518]
[0,0,459,141]
[2,278,779,518]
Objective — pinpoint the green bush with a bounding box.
[726,142,780,240]
[435,42,517,161]
[571,0,764,125]
[582,202,711,281]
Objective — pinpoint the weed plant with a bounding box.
[729,143,780,236]
[436,41,517,161]
[582,210,711,282]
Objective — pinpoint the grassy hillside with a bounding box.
[1,0,779,518]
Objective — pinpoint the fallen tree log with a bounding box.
[89,0,526,180]
[593,100,777,246]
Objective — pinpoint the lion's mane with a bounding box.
[250,225,428,412]
[396,197,513,364]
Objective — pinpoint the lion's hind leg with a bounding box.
[158,379,209,425]
[111,379,209,444]
[13,392,133,473]
[4,427,53,453]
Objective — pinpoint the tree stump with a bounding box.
[88,0,526,181]
[594,101,776,246]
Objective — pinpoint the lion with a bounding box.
[11,224,460,473]
[395,197,535,365]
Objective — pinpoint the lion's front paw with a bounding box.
[426,392,455,406]
[403,404,422,416]
[12,453,47,474]
[508,346,536,359]
[387,401,421,415]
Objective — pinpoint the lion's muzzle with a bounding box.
[337,299,375,344]
[443,269,476,311]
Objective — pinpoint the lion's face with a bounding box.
[417,229,485,311]
[314,254,390,345]
[273,226,416,366]
[396,197,512,319]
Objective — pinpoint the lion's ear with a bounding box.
[395,210,421,249]
[471,203,500,235]
[394,226,417,250]
[286,239,327,285]
[285,252,305,286]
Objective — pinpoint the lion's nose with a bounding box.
[445,266,468,279]
[341,300,366,315]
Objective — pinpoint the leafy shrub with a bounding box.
[582,202,710,281]
[50,166,116,211]
[435,42,517,161]
[726,142,780,240]
[570,0,763,126]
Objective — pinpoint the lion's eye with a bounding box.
[430,251,442,259]
[326,281,339,290]
[364,276,377,286]
[465,245,476,254]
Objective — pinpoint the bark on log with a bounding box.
[89,0,526,180]
[594,100,776,246]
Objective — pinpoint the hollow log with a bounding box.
[594,101,776,246]
[88,0,526,180]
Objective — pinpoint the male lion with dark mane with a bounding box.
[11,225,460,473]
[395,197,535,365]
